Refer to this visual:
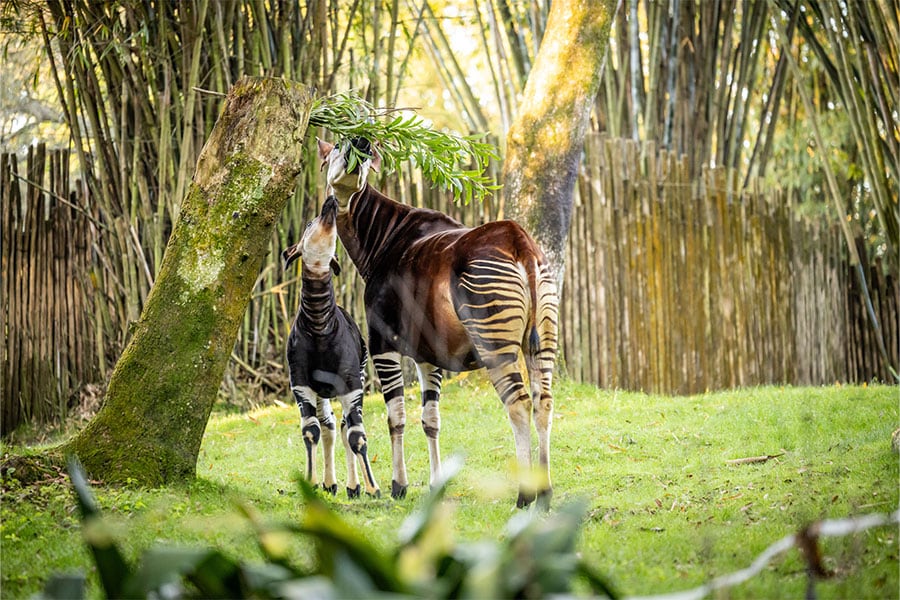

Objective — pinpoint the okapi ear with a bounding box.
[282,243,302,270]
[330,256,342,276]
[317,138,334,170]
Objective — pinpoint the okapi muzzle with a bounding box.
[283,194,379,499]
[318,137,380,204]
[282,195,342,276]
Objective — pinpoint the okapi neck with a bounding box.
[298,273,338,334]
[339,184,411,281]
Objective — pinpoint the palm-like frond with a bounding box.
[310,91,500,204]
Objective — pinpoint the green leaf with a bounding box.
[256,476,409,594]
[397,456,462,548]
[121,546,240,598]
[39,573,86,600]
[66,456,132,599]
[240,562,299,596]
[66,456,100,519]
[578,561,620,599]
[275,576,338,600]
[187,551,248,598]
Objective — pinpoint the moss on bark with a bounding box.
[57,77,314,485]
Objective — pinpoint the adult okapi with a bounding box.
[318,137,559,508]
[283,195,380,499]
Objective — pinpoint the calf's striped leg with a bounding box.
[340,415,361,498]
[292,385,325,490]
[338,389,380,498]
[317,398,338,495]
[416,362,442,487]
[373,351,408,499]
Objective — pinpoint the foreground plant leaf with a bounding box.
[67,456,132,599]
[293,476,408,594]
[58,457,616,599]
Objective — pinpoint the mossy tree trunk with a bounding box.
[63,77,314,485]
[502,0,616,287]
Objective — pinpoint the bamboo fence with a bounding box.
[561,135,898,393]
[2,136,897,433]
[1,145,99,433]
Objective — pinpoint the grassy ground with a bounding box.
[2,377,897,598]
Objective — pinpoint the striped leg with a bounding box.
[416,362,443,487]
[340,413,361,497]
[373,351,408,499]
[317,398,338,495]
[455,256,551,507]
[530,368,553,509]
[484,356,539,508]
[338,389,380,497]
[531,262,559,508]
[292,385,324,488]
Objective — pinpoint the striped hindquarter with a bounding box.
[454,254,559,508]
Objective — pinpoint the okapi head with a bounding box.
[282,194,342,277]
[317,137,381,206]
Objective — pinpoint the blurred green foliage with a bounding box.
[43,457,616,599]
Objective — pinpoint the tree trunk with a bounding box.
[502,0,616,286]
[62,77,314,485]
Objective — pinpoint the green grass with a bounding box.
[2,377,898,598]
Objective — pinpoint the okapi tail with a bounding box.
[529,324,541,355]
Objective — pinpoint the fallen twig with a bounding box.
[625,510,900,600]
[726,452,784,465]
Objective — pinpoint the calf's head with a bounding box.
[282,195,342,277]
[317,137,381,205]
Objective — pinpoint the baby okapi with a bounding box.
[282,195,380,498]
[318,138,559,508]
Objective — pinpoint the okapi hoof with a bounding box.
[391,480,408,500]
[516,489,536,509]
[516,487,553,510]
[347,485,361,499]
[367,489,382,499]
[323,484,338,496]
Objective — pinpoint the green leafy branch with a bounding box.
[309,91,500,204]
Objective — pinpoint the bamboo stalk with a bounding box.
[421,1,490,132]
